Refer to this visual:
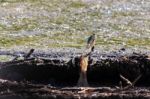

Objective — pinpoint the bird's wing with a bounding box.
[87,36,93,44]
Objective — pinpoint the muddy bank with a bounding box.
[0,50,150,86]
[0,80,150,99]
[0,50,150,98]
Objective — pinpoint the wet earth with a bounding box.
[0,80,150,99]
[0,49,150,99]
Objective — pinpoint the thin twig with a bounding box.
[120,74,132,86]
[24,49,34,59]
[132,74,142,85]
[123,74,142,90]
[119,81,123,90]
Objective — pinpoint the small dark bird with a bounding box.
[86,34,96,49]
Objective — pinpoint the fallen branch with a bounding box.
[12,55,21,61]
[11,49,35,61]
[123,74,142,90]
[0,79,8,83]
[120,74,132,86]
[78,87,95,94]
[24,49,35,59]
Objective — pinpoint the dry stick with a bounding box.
[12,53,23,61]
[119,81,123,90]
[78,88,95,94]
[24,49,35,59]
[120,74,132,86]
[0,79,8,83]
[12,56,20,61]
[123,74,142,90]
[132,74,142,85]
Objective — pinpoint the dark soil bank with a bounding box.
[0,50,150,99]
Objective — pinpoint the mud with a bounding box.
[0,50,150,98]
[0,80,150,99]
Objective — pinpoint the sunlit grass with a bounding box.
[127,38,150,46]
[112,11,137,18]
[69,1,87,8]
[0,55,13,62]
[0,35,41,47]
[0,0,149,51]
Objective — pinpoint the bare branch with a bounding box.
[123,74,142,90]
[120,74,132,86]
[24,49,35,59]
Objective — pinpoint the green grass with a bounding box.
[112,11,137,18]
[0,35,41,47]
[0,0,149,51]
[0,55,13,62]
[69,1,87,8]
[127,38,150,46]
